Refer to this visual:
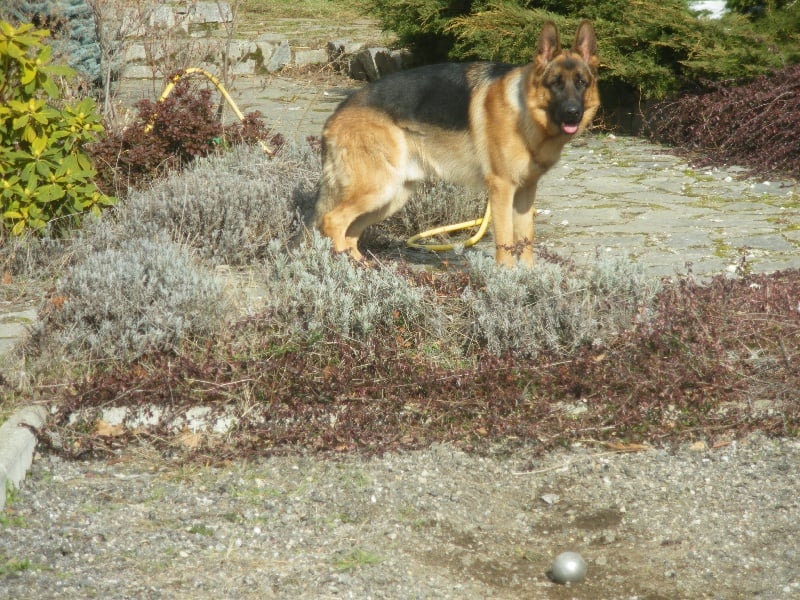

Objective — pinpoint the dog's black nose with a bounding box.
[563,106,581,124]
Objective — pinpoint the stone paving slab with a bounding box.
[0,405,47,511]
[532,136,799,278]
[0,309,36,358]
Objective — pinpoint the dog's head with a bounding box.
[529,20,600,137]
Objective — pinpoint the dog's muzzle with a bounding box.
[560,104,583,135]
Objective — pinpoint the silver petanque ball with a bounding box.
[549,551,588,584]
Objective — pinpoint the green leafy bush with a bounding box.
[370,1,793,100]
[0,21,114,237]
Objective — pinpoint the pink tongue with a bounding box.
[563,123,579,135]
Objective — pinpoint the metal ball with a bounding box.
[549,551,588,584]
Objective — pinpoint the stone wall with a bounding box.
[120,1,409,81]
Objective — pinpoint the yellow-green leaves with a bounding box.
[0,20,115,237]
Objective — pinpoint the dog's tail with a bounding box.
[310,140,340,229]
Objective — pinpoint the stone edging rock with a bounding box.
[0,405,47,511]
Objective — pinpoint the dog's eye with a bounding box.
[575,76,586,90]
[549,75,564,89]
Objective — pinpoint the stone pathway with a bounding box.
[535,135,799,278]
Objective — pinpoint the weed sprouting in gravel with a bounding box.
[0,557,31,576]
[333,549,384,572]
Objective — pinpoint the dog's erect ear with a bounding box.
[535,21,561,72]
[572,20,599,72]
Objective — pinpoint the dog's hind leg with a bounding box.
[319,186,409,259]
[317,107,411,259]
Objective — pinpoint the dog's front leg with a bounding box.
[487,176,517,267]
[512,180,539,267]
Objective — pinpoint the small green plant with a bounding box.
[188,523,215,537]
[0,21,114,237]
[0,556,31,577]
[4,479,20,506]
[1,482,25,528]
[333,548,383,572]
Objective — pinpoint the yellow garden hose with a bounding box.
[145,67,274,156]
[406,202,492,252]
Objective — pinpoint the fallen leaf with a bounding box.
[177,430,203,449]
[605,441,650,452]
[95,420,125,437]
[50,295,67,310]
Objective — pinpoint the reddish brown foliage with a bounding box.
[644,64,800,180]
[573,270,800,440]
[88,75,284,196]
[43,269,800,460]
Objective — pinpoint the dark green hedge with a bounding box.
[370,0,798,100]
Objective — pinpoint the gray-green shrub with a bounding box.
[107,144,318,265]
[375,181,488,242]
[461,252,659,356]
[32,236,226,361]
[261,233,441,340]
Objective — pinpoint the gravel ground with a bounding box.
[2,434,799,599]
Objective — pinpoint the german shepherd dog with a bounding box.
[315,20,599,267]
